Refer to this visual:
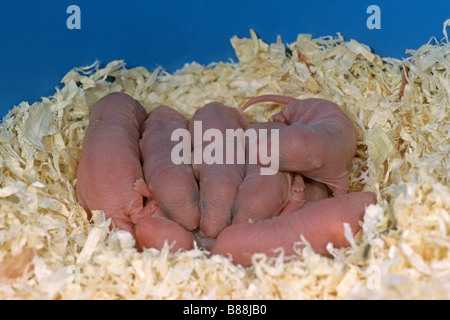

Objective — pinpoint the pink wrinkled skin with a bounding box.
[76,92,148,236]
[231,121,292,225]
[77,93,377,265]
[211,192,377,267]
[135,105,201,251]
[209,94,376,266]
[139,105,200,231]
[242,94,358,196]
[135,209,195,252]
[188,102,249,238]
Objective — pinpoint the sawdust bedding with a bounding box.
[0,26,449,299]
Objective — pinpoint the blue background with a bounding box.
[1,0,449,118]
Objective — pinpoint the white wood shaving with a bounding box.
[0,28,449,299]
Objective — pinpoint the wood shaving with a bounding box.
[0,28,449,299]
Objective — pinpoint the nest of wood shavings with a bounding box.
[0,29,449,299]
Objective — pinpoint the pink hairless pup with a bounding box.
[76,93,377,266]
[212,94,376,266]
[241,94,358,196]
[76,93,151,237]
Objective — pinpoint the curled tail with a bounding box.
[241,95,297,111]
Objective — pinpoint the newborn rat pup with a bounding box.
[138,106,200,231]
[212,192,376,267]
[231,121,292,225]
[189,102,249,238]
[77,93,376,265]
[242,95,358,196]
[76,92,150,237]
